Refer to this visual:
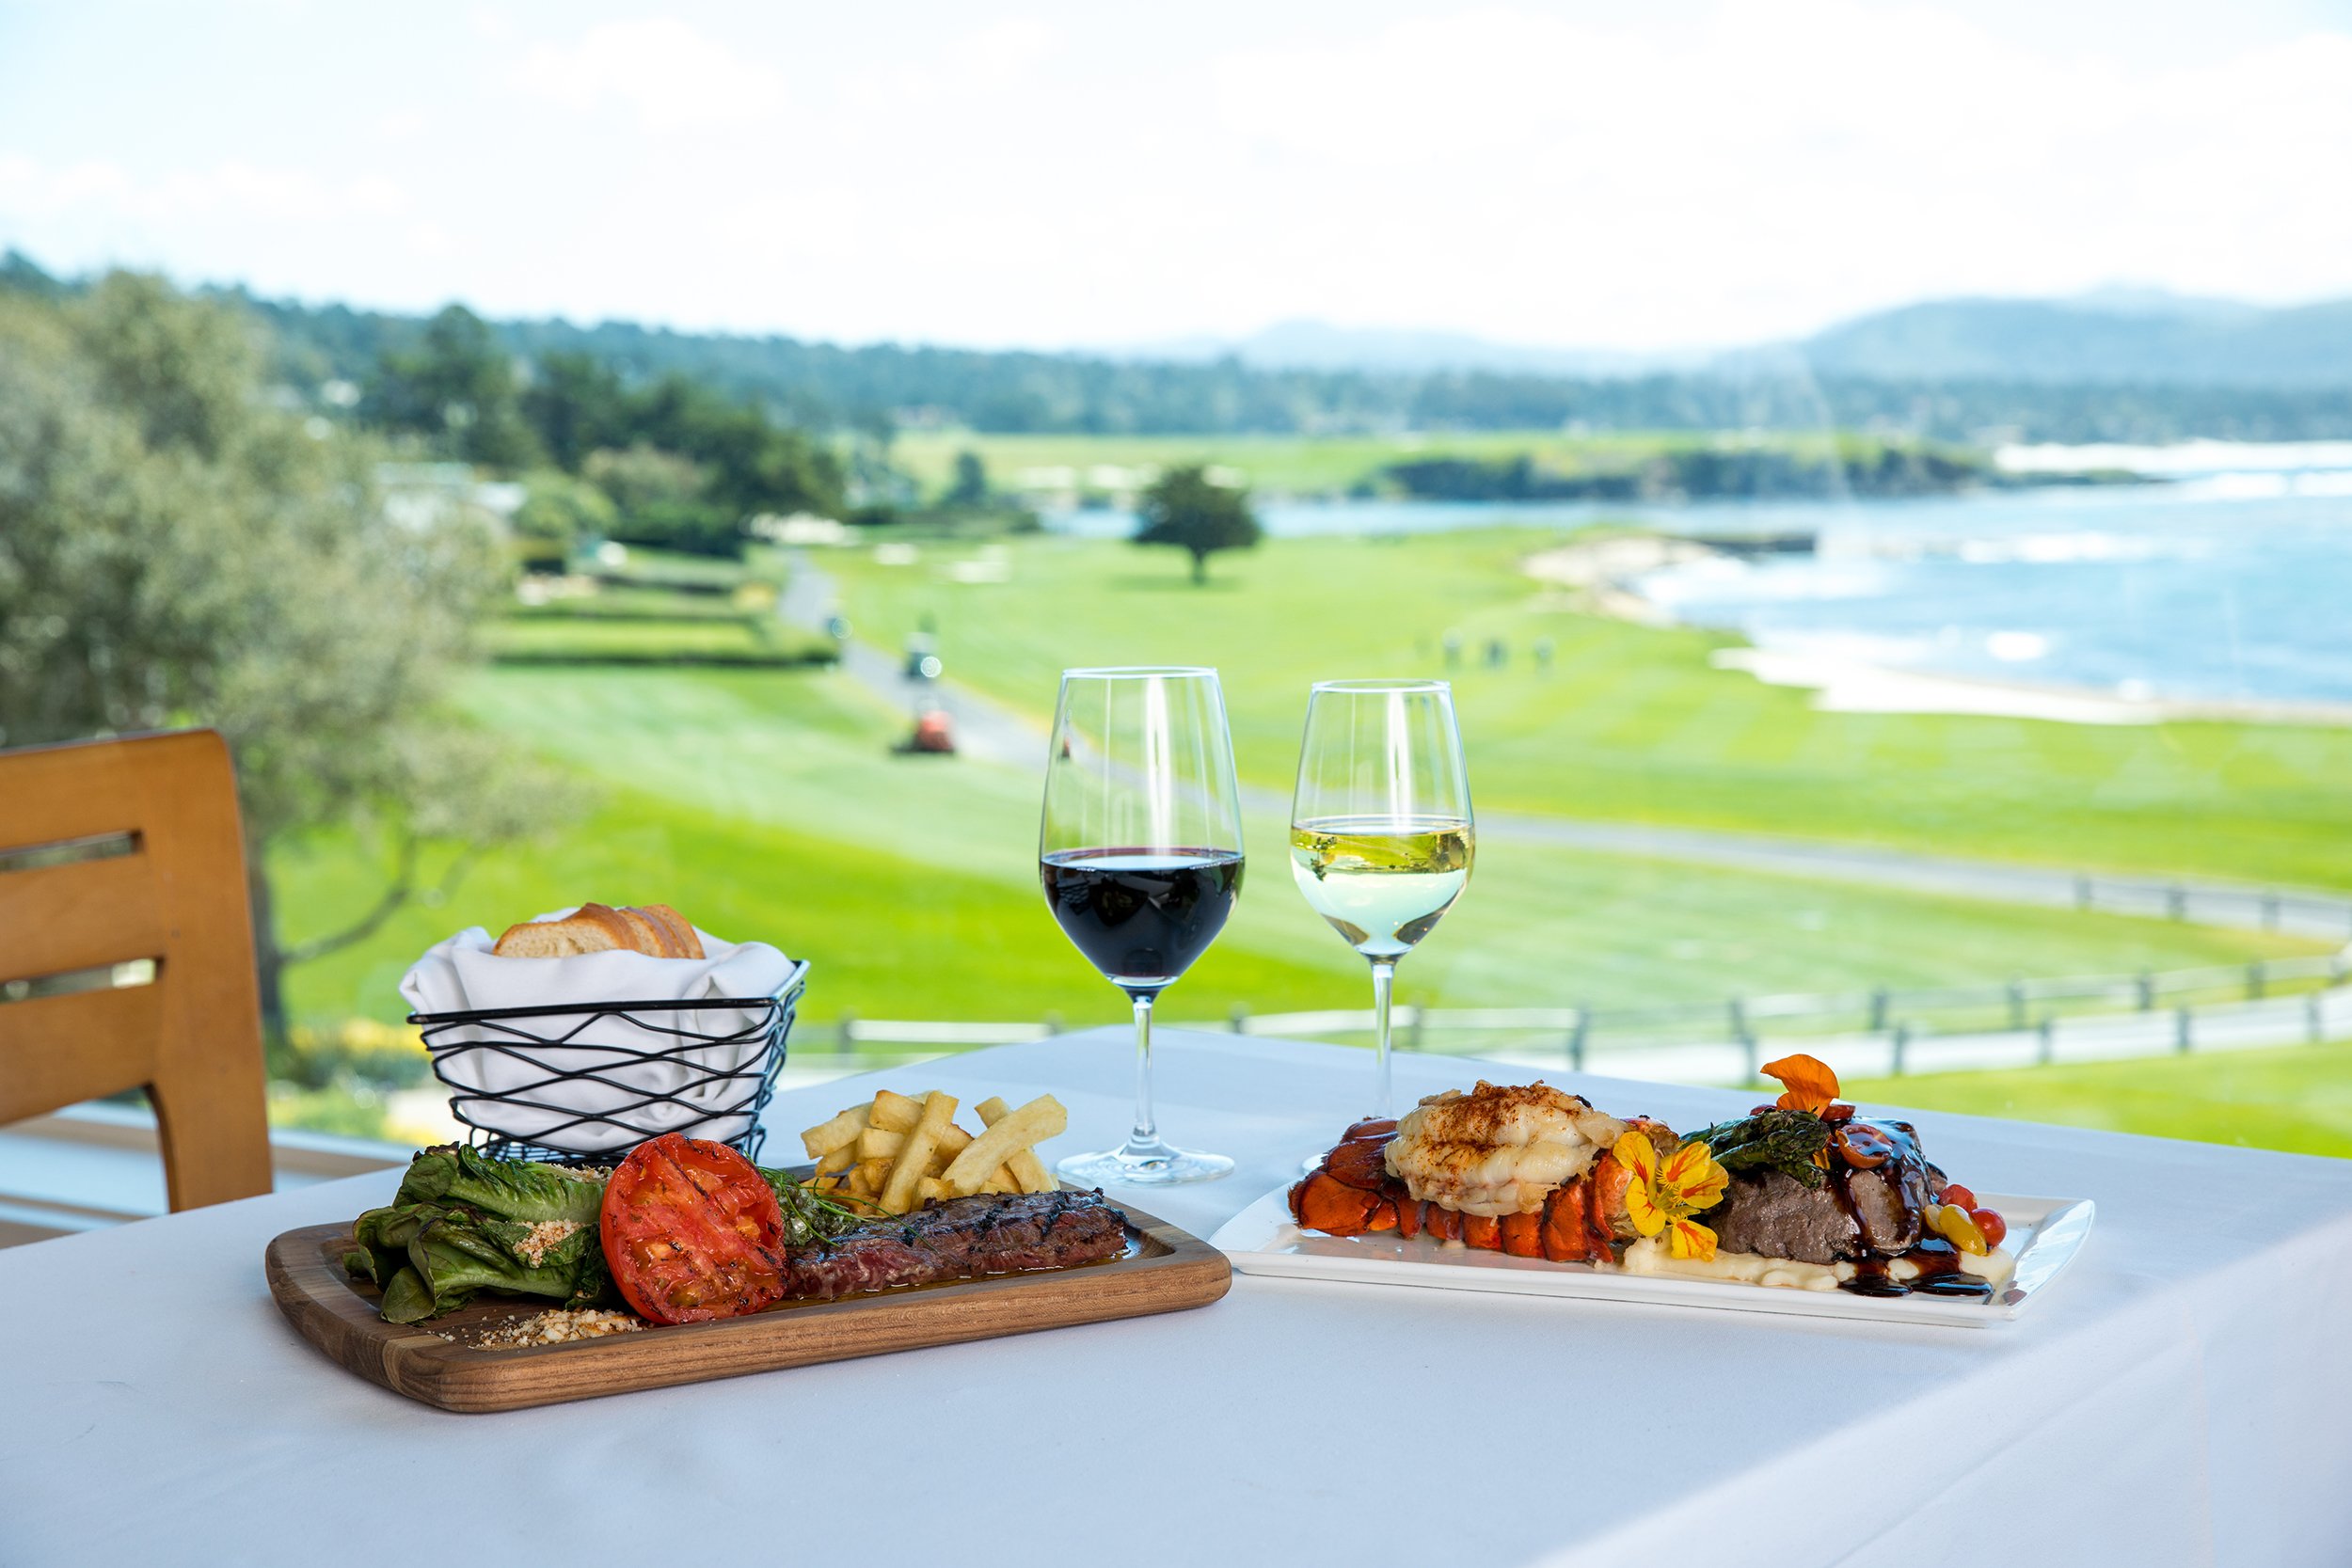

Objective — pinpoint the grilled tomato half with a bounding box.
[600,1133,789,1324]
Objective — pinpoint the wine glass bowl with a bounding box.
[1039,848,1243,994]
[1288,816,1472,958]
[1041,667,1244,1186]
[1289,678,1474,1120]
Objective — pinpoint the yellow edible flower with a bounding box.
[1613,1131,1731,1262]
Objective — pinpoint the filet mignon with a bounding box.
[1845,1163,1928,1253]
[1842,1124,1935,1253]
[1708,1168,1859,1264]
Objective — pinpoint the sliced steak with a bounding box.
[779,1191,1129,1301]
[1844,1135,1933,1254]
[1708,1168,1859,1264]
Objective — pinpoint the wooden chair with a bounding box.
[0,729,273,1211]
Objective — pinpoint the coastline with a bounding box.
[1708,645,2352,727]
[1522,534,2352,729]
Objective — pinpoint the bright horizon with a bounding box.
[4,0,2349,355]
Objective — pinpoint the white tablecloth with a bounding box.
[4,1029,2348,1568]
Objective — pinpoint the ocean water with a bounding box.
[1048,451,2352,706]
[1630,482,2352,706]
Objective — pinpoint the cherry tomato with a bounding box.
[1833,1125,1895,1168]
[600,1132,789,1324]
[1970,1207,2008,1248]
[1941,1182,1978,1212]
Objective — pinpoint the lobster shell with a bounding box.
[1290,1125,1625,1265]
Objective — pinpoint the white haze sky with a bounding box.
[3,0,2349,352]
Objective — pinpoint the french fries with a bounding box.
[869,1090,928,1133]
[944,1095,1065,1191]
[862,1122,973,1162]
[800,1088,1068,1214]
[800,1105,868,1160]
[881,1091,960,1212]
[977,1096,1057,1195]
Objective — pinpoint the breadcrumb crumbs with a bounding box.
[443,1307,645,1350]
[511,1218,581,1265]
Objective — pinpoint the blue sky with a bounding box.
[4,0,2349,351]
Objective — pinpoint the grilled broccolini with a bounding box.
[1681,1109,1833,1189]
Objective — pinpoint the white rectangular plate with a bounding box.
[1210,1186,2093,1328]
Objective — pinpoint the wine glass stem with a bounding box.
[1369,956,1399,1118]
[1129,990,1160,1150]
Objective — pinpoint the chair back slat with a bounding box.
[0,730,272,1212]
[0,985,168,1119]
[0,854,169,984]
[0,750,153,847]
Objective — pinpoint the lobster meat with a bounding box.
[1288,1116,1641,1263]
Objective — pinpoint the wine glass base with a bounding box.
[1057,1144,1233,1187]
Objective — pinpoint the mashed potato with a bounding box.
[1620,1235,2018,1293]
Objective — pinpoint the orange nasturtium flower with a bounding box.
[1613,1132,1730,1262]
[1761,1053,1841,1115]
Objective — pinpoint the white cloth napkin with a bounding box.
[400,910,799,1154]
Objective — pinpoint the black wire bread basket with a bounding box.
[406,959,807,1164]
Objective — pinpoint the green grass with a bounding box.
[489,617,766,657]
[272,664,2324,1035]
[1848,1042,2352,1159]
[888,429,1947,499]
[822,531,2352,889]
[484,616,826,664]
[262,528,2352,1160]
[510,585,762,620]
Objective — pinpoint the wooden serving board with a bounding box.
[266,1199,1230,1413]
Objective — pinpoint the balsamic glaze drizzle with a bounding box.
[1829,1117,1995,1301]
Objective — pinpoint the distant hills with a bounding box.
[8,247,2347,442]
[251,293,2352,444]
[1166,290,2352,388]
[1796,293,2352,387]
[1143,320,1713,378]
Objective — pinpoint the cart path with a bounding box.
[782,555,2352,941]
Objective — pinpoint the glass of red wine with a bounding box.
[1040,667,1244,1185]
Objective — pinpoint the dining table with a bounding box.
[4,1026,2349,1568]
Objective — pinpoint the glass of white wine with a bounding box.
[1288,678,1474,1119]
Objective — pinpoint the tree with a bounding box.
[364,303,543,469]
[583,442,706,513]
[519,349,631,472]
[0,275,573,1042]
[0,246,65,299]
[623,372,846,518]
[945,450,988,507]
[1134,465,1263,584]
[511,470,618,569]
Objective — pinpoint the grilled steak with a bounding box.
[778,1191,1130,1301]
[1708,1168,1860,1264]
[1708,1117,1937,1263]
[1845,1131,1934,1254]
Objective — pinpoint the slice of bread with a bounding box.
[628,903,706,959]
[491,903,707,959]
